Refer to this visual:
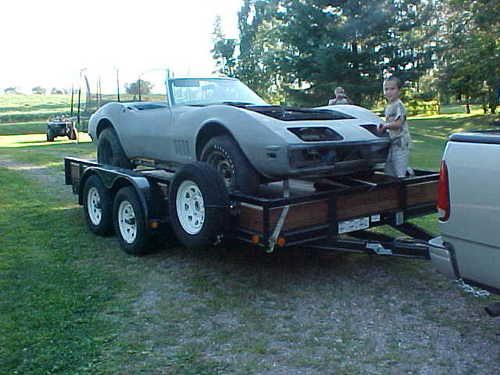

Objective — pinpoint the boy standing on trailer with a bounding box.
[378,76,412,178]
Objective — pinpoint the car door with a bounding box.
[118,103,172,161]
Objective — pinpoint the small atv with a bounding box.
[47,116,77,142]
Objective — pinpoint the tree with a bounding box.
[32,86,46,95]
[4,87,18,94]
[51,87,65,95]
[235,0,288,103]
[125,79,153,96]
[226,0,438,106]
[437,0,499,113]
[212,15,237,76]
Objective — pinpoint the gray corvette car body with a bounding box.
[88,77,389,188]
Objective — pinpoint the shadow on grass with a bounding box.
[142,229,413,286]
[15,139,81,145]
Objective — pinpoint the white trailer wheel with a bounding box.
[175,180,205,235]
[87,187,102,225]
[117,200,137,244]
[82,174,113,236]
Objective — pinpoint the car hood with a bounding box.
[228,103,385,142]
[240,105,355,121]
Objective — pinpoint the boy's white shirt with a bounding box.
[385,99,411,148]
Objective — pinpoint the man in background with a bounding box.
[328,87,350,105]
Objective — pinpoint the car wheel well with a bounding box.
[196,123,232,159]
[96,118,114,138]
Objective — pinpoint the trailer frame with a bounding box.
[64,156,439,258]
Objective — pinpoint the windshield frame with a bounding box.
[167,77,267,107]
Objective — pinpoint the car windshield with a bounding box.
[169,78,267,106]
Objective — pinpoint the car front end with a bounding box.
[286,139,389,178]
[236,105,390,179]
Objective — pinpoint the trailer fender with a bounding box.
[78,167,153,228]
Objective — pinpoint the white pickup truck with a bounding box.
[429,131,500,315]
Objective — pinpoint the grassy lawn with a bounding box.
[0,169,118,373]
[1,96,499,374]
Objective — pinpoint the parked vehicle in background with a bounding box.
[429,131,500,304]
[46,115,77,142]
[88,77,389,193]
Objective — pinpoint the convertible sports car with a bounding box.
[88,77,390,193]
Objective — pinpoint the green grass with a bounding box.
[410,108,496,170]
[0,169,118,373]
[0,120,47,135]
[1,96,499,374]
[0,95,72,123]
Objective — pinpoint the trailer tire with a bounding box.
[169,162,229,249]
[113,186,150,255]
[97,128,133,169]
[83,175,113,235]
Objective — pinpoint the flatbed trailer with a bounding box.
[64,157,439,258]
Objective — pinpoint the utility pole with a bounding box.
[76,68,87,144]
[70,84,74,117]
[138,75,142,102]
[116,68,121,102]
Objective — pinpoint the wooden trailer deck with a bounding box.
[230,170,438,249]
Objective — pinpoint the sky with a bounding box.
[0,0,242,93]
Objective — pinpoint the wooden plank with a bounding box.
[336,185,400,220]
[237,203,265,233]
[269,200,328,231]
[236,179,437,235]
[406,181,438,206]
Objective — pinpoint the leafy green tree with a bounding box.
[4,87,18,94]
[435,0,499,113]
[32,86,46,95]
[51,87,65,95]
[235,0,286,103]
[229,0,438,106]
[125,79,153,95]
[211,15,237,77]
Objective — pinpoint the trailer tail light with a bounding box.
[437,160,450,221]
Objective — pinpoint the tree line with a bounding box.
[3,80,154,96]
[212,0,499,113]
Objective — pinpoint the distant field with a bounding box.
[0,94,72,123]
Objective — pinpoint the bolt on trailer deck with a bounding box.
[64,156,439,257]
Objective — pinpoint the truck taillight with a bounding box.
[437,160,450,221]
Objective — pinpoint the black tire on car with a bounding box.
[97,128,133,169]
[113,186,150,256]
[168,162,229,250]
[200,135,260,194]
[82,174,113,235]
